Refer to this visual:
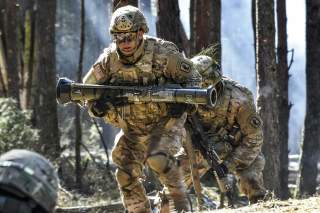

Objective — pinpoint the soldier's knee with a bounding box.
[115,168,131,187]
[147,152,175,174]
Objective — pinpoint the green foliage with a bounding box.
[0,98,39,153]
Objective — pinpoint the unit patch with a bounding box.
[248,114,262,128]
[93,64,105,81]
[179,61,191,73]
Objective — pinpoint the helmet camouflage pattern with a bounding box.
[0,149,59,213]
[109,5,149,34]
[191,55,222,86]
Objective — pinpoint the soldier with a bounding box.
[179,55,267,204]
[83,5,201,213]
[0,149,59,213]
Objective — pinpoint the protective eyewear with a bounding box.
[112,32,137,44]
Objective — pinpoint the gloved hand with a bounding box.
[168,103,197,118]
[89,98,111,117]
[168,103,186,118]
[89,95,129,117]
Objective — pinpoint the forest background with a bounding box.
[0,0,319,210]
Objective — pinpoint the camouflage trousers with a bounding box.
[178,149,266,203]
[111,114,190,213]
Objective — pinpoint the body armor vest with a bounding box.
[107,37,171,135]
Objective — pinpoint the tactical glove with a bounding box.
[168,103,197,118]
[89,94,129,117]
[89,99,110,117]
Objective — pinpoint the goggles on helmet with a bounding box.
[112,32,137,44]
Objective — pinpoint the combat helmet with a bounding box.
[109,5,149,34]
[0,149,59,213]
[191,55,222,86]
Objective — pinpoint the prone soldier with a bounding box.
[179,55,267,204]
[82,5,202,213]
[0,149,59,213]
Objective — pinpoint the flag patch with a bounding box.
[93,64,105,81]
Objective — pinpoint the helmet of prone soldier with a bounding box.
[109,5,149,34]
[191,55,222,87]
[0,149,59,213]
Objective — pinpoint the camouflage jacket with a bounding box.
[194,77,263,171]
[83,35,201,137]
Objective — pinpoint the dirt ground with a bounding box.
[209,196,320,213]
[58,187,320,213]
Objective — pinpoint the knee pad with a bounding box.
[147,152,176,174]
[115,164,143,190]
[115,168,131,188]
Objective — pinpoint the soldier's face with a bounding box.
[115,31,144,56]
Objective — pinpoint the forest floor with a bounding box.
[57,152,320,212]
[57,186,320,213]
[211,196,320,213]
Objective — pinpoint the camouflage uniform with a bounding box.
[83,6,201,213]
[179,55,266,203]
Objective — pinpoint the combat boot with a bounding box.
[220,174,249,208]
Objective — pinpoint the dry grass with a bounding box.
[202,196,320,213]
[57,182,320,213]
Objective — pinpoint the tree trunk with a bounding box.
[189,0,221,62]
[21,2,36,109]
[251,0,257,83]
[276,0,290,200]
[3,0,20,102]
[75,0,85,191]
[33,0,60,160]
[156,0,189,55]
[0,1,7,97]
[190,0,195,55]
[0,33,8,97]
[25,8,35,109]
[112,0,138,11]
[256,0,281,196]
[299,0,320,197]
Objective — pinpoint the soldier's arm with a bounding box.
[162,42,202,87]
[224,100,263,171]
[82,48,118,123]
[83,48,110,84]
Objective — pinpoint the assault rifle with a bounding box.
[56,77,217,106]
[187,113,248,208]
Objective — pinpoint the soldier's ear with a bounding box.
[137,30,144,39]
